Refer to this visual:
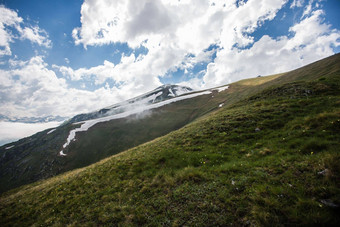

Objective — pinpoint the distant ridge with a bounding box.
[0,114,66,124]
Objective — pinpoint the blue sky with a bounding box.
[0,0,339,122]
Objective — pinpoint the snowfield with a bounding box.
[216,85,229,92]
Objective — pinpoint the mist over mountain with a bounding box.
[68,84,193,124]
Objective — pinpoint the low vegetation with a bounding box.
[1,55,340,226]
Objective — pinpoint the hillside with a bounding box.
[2,53,337,194]
[0,85,226,193]
[0,54,339,226]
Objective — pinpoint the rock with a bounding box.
[255,127,261,132]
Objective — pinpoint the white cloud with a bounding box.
[0,121,61,146]
[70,0,295,89]
[1,55,163,120]
[67,0,339,91]
[0,5,51,56]
[202,9,340,88]
[125,1,173,39]
[0,6,22,56]
[0,56,111,118]
[54,54,163,98]
[19,26,51,48]
[73,0,288,51]
[219,0,289,49]
[72,0,338,90]
[54,60,116,84]
[290,0,305,8]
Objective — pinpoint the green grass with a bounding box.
[2,54,339,195]
[0,82,227,193]
[1,54,340,226]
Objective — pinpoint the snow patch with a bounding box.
[168,88,175,97]
[59,90,212,156]
[5,145,14,150]
[215,85,229,92]
[47,129,56,134]
[174,87,190,96]
[148,91,163,103]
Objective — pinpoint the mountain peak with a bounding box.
[69,84,193,124]
[154,84,191,90]
[153,84,193,96]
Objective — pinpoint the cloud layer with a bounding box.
[0,121,61,146]
[70,0,339,90]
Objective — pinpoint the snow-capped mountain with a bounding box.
[69,85,193,123]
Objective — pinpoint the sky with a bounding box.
[0,0,339,144]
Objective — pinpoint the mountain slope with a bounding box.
[1,54,340,194]
[0,54,339,226]
[0,85,221,193]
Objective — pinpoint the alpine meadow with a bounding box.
[1,54,339,226]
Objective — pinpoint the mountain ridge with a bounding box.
[68,84,193,124]
[0,115,66,124]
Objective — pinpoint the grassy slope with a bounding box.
[0,68,281,194]
[0,89,227,193]
[1,54,340,226]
